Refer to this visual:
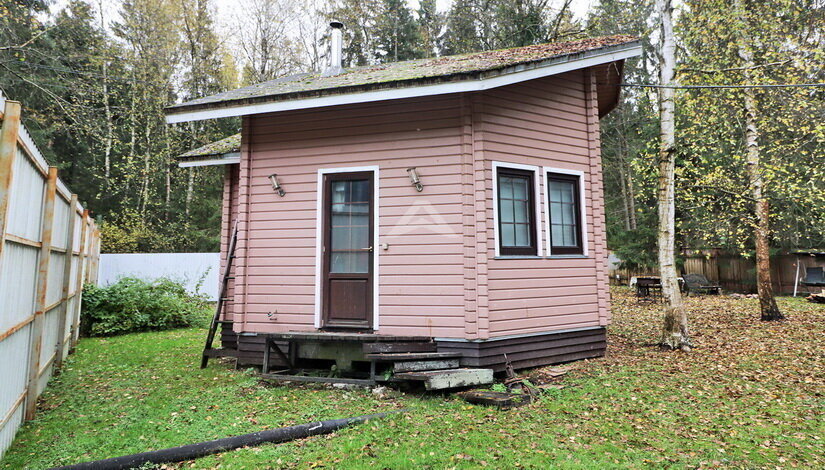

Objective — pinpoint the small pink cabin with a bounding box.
[169,33,641,377]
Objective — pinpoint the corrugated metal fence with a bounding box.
[0,96,100,458]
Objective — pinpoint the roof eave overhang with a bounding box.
[166,42,642,124]
[177,152,241,168]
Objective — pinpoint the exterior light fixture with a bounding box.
[268,173,285,197]
[407,167,423,192]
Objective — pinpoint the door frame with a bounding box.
[314,166,380,330]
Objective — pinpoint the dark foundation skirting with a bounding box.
[436,327,606,372]
[223,325,606,372]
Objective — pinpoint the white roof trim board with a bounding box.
[166,45,642,124]
[178,152,241,168]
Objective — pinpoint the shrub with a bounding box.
[81,277,211,337]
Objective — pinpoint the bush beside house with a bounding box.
[81,277,210,337]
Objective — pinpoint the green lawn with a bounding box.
[3,288,823,469]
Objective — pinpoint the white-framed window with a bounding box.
[543,167,588,256]
[492,162,543,257]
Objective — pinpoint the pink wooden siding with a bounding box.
[224,68,612,340]
[481,70,611,338]
[235,96,468,337]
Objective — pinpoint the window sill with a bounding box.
[494,255,590,260]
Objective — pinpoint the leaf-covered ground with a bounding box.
[2,288,823,469]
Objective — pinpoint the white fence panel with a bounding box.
[39,307,61,370]
[6,146,44,241]
[52,197,71,250]
[99,252,220,300]
[72,213,83,252]
[0,242,39,332]
[0,325,31,457]
[46,252,65,307]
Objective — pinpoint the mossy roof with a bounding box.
[167,35,638,116]
[178,133,241,159]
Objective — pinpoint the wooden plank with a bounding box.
[0,315,34,342]
[0,100,21,282]
[265,332,431,342]
[25,166,57,420]
[394,368,494,390]
[392,359,459,373]
[70,210,88,344]
[54,194,78,368]
[365,352,462,361]
[362,342,436,354]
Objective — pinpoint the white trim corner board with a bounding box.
[314,166,380,331]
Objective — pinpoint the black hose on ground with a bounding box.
[51,411,395,470]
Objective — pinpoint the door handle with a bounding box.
[365,246,373,252]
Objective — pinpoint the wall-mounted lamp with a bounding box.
[407,167,423,192]
[268,173,285,197]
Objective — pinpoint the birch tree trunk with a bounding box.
[734,0,783,321]
[656,0,690,350]
[99,2,112,187]
[186,168,194,217]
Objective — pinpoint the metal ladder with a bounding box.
[201,221,239,368]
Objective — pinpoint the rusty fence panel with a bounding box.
[0,93,100,458]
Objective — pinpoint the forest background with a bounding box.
[1,0,821,266]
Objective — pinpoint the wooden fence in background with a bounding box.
[609,249,824,295]
[0,96,100,458]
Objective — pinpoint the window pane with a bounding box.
[501,223,516,246]
[515,223,530,246]
[332,183,345,203]
[331,252,369,273]
[550,202,563,224]
[561,183,574,203]
[498,170,535,254]
[551,225,563,245]
[500,198,514,223]
[514,200,529,224]
[499,177,514,199]
[351,179,370,202]
[329,177,371,273]
[548,176,582,253]
[563,203,575,226]
[331,226,350,250]
[512,178,528,199]
[549,184,562,203]
[562,225,576,246]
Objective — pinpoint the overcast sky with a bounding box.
[59,0,596,32]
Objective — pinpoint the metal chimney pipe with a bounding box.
[322,21,345,77]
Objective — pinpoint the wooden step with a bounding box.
[394,368,494,390]
[365,352,462,361]
[362,341,437,354]
[393,358,459,373]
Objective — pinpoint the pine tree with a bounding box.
[441,0,480,55]
[373,0,422,62]
[417,0,442,57]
